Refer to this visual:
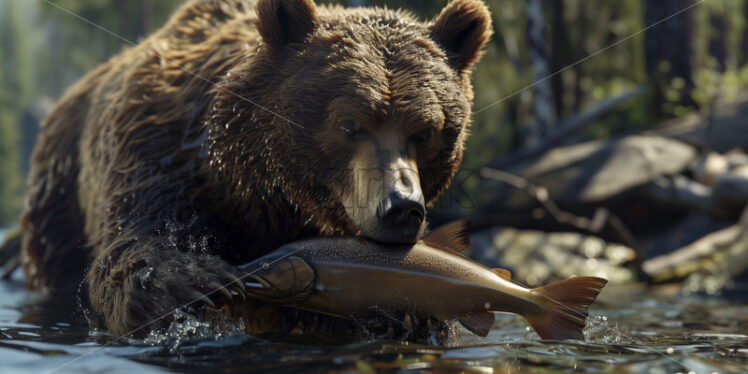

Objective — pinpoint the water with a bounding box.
[0,274,745,374]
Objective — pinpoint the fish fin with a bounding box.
[421,220,470,253]
[458,311,495,337]
[492,268,511,280]
[528,276,608,340]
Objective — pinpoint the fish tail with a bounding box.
[527,276,608,340]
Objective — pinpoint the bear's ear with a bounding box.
[257,0,319,48]
[430,0,492,73]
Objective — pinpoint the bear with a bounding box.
[18,0,492,338]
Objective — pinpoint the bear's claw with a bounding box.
[191,290,216,309]
[231,289,247,301]
[201,270,249,308]
[207,281,233,301]
[223,271,246,292]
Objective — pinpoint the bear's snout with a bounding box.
[376,191,425,244]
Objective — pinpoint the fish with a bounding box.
[238,221,608,340]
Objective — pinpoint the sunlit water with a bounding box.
[0,267,746,374]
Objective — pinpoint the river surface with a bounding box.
[1,228,747,373]
[0,259,746,374]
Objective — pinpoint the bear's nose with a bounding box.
[377,192,425,244]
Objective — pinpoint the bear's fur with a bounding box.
[20,0,491,337]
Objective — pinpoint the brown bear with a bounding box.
[18,0,491,338]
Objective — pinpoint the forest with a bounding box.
[1,0,745,225]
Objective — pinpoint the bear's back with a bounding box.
[22,0,264,290]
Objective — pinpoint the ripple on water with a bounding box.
[0,283,746,373]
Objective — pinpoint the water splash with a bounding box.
[584,315,623,344]
[131,310,246,352]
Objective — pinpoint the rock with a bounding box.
[478,135,698,212]
[470,227,637,287]
[642,208,748,296]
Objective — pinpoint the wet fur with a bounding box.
[20,0,491,338]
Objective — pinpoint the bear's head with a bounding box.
[208,0,491,244]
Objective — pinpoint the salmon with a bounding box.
[238,221,607,340]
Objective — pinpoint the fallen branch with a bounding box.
[488,85,649,170]
[480,167,640,250]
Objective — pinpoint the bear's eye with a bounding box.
[414,128,434,142]
[340,121,362,138]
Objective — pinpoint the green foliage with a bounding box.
[0,111,21,226]
[689,0,748,109]
[0,2,31,105]
[35,0,183,97]
[0,1,29,225]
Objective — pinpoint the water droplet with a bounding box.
[262,263,270,271]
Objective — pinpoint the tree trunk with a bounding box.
[644,0,695,115]
[573,1,586,113]
[709,12,727,72]
[549,0,565,118]
[525,0,557,147]
[140,0,154,37]
[743,1,748,66]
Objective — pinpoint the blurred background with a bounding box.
[1,0,747,296]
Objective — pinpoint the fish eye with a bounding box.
[414,128,434,142]
[340,121,362,138]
